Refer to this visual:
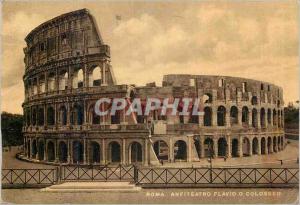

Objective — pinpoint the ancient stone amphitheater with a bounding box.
[22,9,285,165]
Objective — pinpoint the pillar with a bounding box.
[238,136,243,157]
[187,136,192,162]
[226,135,231,158]
[257,109,261,129]
[102,62,107,85]
[258,137,261,155]
[212,106,217,126]
[144,138,149,166]
[169,137,174,162]
[122,139,126,164]
[213,138,218,158]
[67,140,71,163]
[200,136,205,158]
[83,138,87,164]
[101,139,106,165]
[238,107,242,126]
[249,138,253,156]
[55,139,59,162]
[35,138,39,160]
[43,139,46,161]
[225,108,230,127]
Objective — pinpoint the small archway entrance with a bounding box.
[252,138,259,155]
[130,142,142,163]
[204,138,214,157]
[90,141,101,164]
[174,140,187,161]
[231,139,239,157]
[47,141,55,162]
[217,138,227,157]
[153,140,169,161]
[109,141,121,163]
[73,141,83,164]
[58,141,68,163]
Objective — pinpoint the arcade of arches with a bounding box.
[24,135,286,165]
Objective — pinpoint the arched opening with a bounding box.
[267,137,272,154]
[47,73,55,91]
[217,138,227,157]
[89,66,102,87]
[174,140,187,161]
[204,138,214,157]
[267,109,271,125]
[273,137,277,152]
[39,75,46,93]
[71,104,84,125]
[31,140,37,158]
[59,71,68,90]
[89,104,100,124]
[90,141,101,164]
[230,106,238,126]
[47,106,55,126]
[260,108,266,128]
[73,141,83,164]
[38,141,44,160]
[217,106,226,126]
[130,142,142,163]
[231,139,239,157]
[153,140,169,161]
[108,141,121,163]
[32,107,37,126]
[204,107,212,126]
[251,96,258,105]
[277,137,281,151]
[111,110,120,124]
[72,69,84,88]
[58,141,68,163]
[242,106,249,126]
[252,138,258,155]
[47,141,55,162]
[37,107,44,126]
[273,109,277,126]
[261,138,266,154]
[27,140,31,158]
[252,109,258,128]
[242,137,250,156]
[59,106,67,125]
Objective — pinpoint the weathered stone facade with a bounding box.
[22,9,286,166]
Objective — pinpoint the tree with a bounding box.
[1,112,23,146]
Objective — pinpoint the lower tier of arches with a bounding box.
[23,134,287,165]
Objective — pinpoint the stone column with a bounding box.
[258,137,261,155]
[249,108,253,127]
[67,103,71,126]
[45,72,48,93]
[35,138,39,160]
[212,106,217,126]
[187,136,192,162]
[122,139,126,164]
[169,137,174,162]
[84,64,88,88]
[101,139,106,165]
[67,140,71,163]
[225,108,230,127]
[226,135,231,158]
[238,107,242,126]
[257,109,261,129]
[83,138,87,164]
[213,138,218,158]
[200,136,205,158]
[55,139,59,162]
[238,136,243,157]
[144,138,149,166]
[102,62,107,85]
[249,138,253,156]
[44,104,47,127]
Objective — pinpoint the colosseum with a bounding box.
[22,9,286,166]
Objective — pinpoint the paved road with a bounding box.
[1,187,298,204]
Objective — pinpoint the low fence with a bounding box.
[2,168,57,188]
[60,164,136,182]
[136,167,299,188]
[2,166,299,188]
